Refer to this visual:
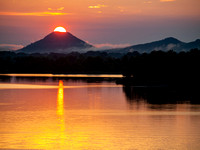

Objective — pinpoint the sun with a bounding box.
[54,26,67,32]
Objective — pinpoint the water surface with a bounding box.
[0,75,200,150]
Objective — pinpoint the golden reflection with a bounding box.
[2,79,200,149]
[56,80,66,147]
[57,80,64,116]
[0,73,123,78]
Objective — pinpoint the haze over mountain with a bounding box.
[105,37,200,54]
[16,32,200,54]
[17,32,93,53]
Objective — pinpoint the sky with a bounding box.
[0,0,200,50]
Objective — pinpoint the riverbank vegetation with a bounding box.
[0,49,199,86]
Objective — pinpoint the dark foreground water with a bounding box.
[0,75,200,150]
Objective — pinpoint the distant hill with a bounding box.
[17,34,199,54]
[17,32,93,53]
[105,37,200,54]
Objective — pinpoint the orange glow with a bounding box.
[0,74,123,78]
[1,79,200,149]
[0,12,68,16]
[54,27,67,32]
[57,80,64,116]
[59,80,64,87]
[56,80,66,146]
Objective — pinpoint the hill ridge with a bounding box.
[17,32,93,54]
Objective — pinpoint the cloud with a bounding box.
[57,7,65,11]
[118,7,125,13]
[0,44,24,51]
[160,0,176,2]
[0,11,69,16]
[48,7,65,11]
[152,44,177,51]
[144,1,152,4]
[167,44,176,50]
[93,43,131,50]
[88,4,108,9]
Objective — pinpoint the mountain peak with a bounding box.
[17,32,93,53]
[44,32,78,41]
[42,32,93,48]
[162,37,182,44]
[113,37,196,54]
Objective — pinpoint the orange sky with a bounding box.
[0,0,200,49]
[1,0,199,17]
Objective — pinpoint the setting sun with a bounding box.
[54,26,67,32]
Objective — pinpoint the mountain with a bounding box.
[181,39,200,51]
[105,37,200,54]
[17,34,199,54]
[17,32,93,53]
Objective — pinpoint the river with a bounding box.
[0,74,200,150]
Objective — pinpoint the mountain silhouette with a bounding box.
[17,34,199,54]
[105,37,200,54]
[17,32,93,53]
[182,39,200,50]
[124,37,183,52]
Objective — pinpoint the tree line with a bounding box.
[0,49,200,86]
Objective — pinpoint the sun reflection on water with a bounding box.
[57,80,64,116]
[56,80,67,148]
[1,79,200,149]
